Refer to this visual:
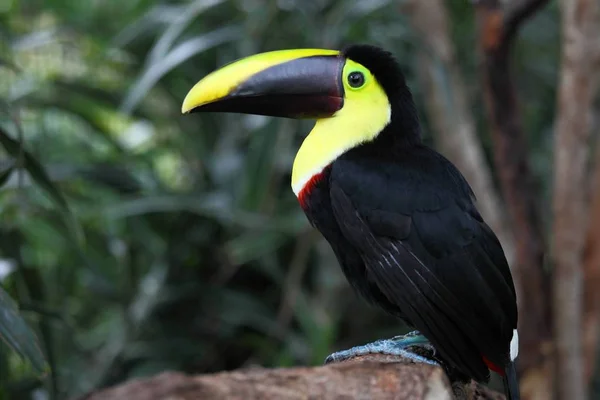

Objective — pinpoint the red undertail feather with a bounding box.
[483,356,504,376]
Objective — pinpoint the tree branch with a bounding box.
[79,354,504,400]
[503,0,553,44]
[473,0,550,54]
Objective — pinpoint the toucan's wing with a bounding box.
[329,152,517,381]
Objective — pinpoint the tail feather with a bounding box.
[502,362,520,400]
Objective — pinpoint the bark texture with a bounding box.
[80,354,504,400]
[583,144,600,384]
[404,0,516,266]
[552,0,600,398]
[473,1,551,399]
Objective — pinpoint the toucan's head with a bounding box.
[182,45,419,197]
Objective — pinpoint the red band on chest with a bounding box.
[297,168,330,209]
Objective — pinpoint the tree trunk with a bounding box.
[552,0,600,398]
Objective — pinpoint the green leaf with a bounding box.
[121,25,241,113]
[0,125,84,245]
[0,163,13,187]
[0,57,19,73]
[0,285,48,375]
[147,0,228,65]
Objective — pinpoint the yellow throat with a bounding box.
[291,59,391,196]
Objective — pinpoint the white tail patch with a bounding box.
[510,329,519,361]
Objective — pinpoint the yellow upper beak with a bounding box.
[181,48,343,118]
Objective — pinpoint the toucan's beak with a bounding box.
[182,49,345,119]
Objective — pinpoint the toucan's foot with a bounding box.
[324,330,438,366]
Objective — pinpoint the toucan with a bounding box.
[182,44,520,399]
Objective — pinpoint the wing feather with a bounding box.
[329,154,517,380]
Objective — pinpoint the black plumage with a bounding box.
[300,45,518,385]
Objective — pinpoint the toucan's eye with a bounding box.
[347,71,365,88]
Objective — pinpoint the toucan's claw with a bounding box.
[324,331,438,366]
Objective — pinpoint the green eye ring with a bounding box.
[347,71,365,88]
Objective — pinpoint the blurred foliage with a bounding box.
[0,1,559,399]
